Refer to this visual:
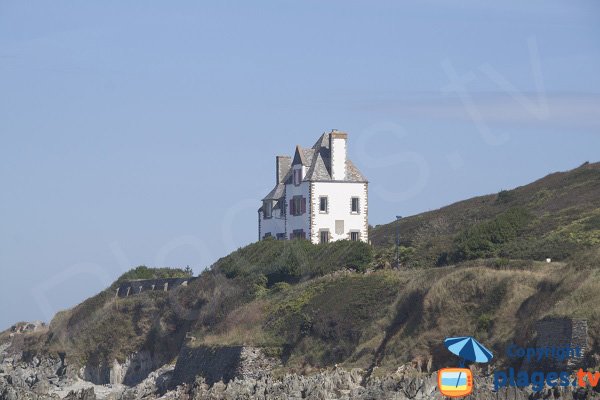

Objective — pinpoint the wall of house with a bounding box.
[259,203,286,239]
[285,176,311,239]
[310,181,368,243]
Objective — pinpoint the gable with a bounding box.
[292,145,308,166]
[286,133,367,183]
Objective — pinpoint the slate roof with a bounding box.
[262,132,367,202]
[263,183,285,200]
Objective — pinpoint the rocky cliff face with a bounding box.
[80,351,157,386]
[172,345,280,386]
[188,365,600,400]
[3,338,600,400]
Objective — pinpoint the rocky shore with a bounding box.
[3,349,600,400]
[3,322,600,399]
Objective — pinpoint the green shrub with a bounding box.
[450,208,533,262]
[115,266,192,284]
[496,190,514,204]
[476,313,494,333]
[271,282,291,293]
[212,239,373,285]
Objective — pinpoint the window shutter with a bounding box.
[301,198,306,214]
[290,199,295,216]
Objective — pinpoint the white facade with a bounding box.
[309,182,367,243]
[258,130,368,244]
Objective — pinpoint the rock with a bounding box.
[31,379,49,395]
[62,388,96,400]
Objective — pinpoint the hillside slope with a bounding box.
[371,161,600,267]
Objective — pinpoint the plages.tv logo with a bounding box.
[438,336,493,398]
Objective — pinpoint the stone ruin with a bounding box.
[115,277,196,298]
[533,317,588,369]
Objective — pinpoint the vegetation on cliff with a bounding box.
[4,161,600,377]
[370,161,600,268]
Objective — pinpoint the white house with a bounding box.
[258,130,368,244]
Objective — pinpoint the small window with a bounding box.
[292,229,306,240]
[319,196,328,213]
[351,197,360,213]
[320,230,329,244]
[293,169,302,186]
[263,232,272,239]
[290,196,306,216]
[263,201,272,219]
[350,231,360,242]
[276,233,286,240]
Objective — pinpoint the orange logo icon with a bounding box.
[438,368,473,398]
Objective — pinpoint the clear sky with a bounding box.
[1,0,599,329]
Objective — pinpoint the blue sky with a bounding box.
[1,1,599,329]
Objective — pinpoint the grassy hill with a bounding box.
[187,250,600,371]
[370,161,600,268]
[6,161,600,377]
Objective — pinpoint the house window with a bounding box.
[263,232,272,239]
[292,229,306,240]
[351,197,360,213]
[276,233,286,240]
[320,230,329,244]
[289,196,306,216]
[350,231,360,242]
[319,196,328,213]
[293,169,302,186]
[263,201,272,219]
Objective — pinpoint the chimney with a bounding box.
[329,130,347,180]
[276,156,291,184]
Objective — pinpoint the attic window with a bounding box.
[293,169,302,186]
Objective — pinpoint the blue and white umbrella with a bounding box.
[444,336,493,389]
[444,336,493,364]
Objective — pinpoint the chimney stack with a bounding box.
[276,156,291,184]
[329,130,347,180]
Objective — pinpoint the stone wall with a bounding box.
[534,317,588,369]
[81,351,159,386]
[115,277,196,298]
[171,345,280,387]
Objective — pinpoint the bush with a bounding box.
[450,208,533,262]
[212,239,373,285]
[496,190,514,204]
[115,266,192,285]
[476,313,494,333]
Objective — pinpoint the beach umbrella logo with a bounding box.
[438,336,493,398]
